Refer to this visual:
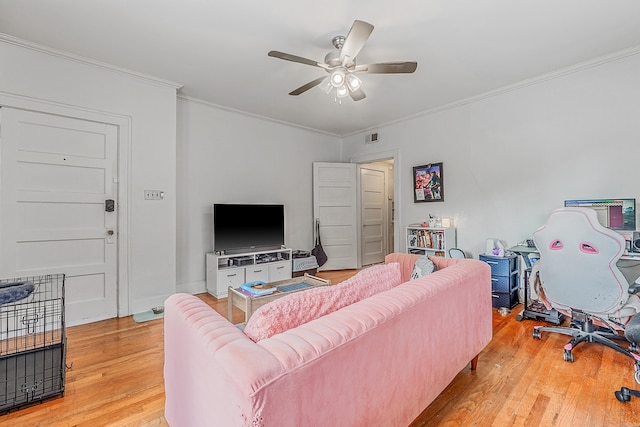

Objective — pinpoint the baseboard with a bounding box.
[177,279,206,295]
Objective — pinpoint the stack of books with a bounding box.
[239,281,276,296]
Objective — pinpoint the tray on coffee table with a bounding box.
[228,273,331,323]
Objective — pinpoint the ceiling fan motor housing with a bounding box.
[324,49,342,67]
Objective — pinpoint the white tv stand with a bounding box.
[206,248,293,298]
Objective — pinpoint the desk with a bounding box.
[508,245,564,324]
[508,242,640,324]
[510,244,640,269]
[510,244,640,262]
[508,245,538,268]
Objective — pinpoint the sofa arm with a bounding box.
[385,253,420,282]
[385,252,465,282]
[164,293,284,427]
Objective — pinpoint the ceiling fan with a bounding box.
[268,20,417,102]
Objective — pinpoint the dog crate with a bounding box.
[0,274,66,413]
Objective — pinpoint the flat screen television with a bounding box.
[213,203,285,253]
[563,198,636,231]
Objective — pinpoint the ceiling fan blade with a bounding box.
[268,51,327,69]
[340,20,374,65]
[289,76,327,96]
[349,88,366,101]
[354,62,418,74]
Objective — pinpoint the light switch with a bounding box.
[144,190,164,200]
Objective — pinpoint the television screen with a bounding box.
[563,198,636,231]
[213,204,285,253]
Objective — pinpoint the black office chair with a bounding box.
[531,208,640,385]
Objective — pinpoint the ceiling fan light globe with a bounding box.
[330,70,345,87]
[319,77,333,94]
[336,85,349,98]
[346,74,362,91]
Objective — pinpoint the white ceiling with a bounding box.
[2,0,640,136]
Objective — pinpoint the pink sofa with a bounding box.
[164,253,492,427]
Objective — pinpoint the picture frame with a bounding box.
[413,162,444,203]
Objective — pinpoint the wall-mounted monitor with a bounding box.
[213,203,285,253]
[563,198,636,231]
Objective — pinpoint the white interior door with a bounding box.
[360,165,387,266]
[313,162,358,270]
[0,107,118,325]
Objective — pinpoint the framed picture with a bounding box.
[413,162,444,203]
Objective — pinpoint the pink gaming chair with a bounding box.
[531,207,640,384]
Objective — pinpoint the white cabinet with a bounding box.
[245,265,270,283]
[206,248,293,298]
[406,225,456,257]
[217,267,245,291]
[269,261,291,282]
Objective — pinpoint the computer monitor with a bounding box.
[563,198,636,231]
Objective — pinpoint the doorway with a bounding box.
[359,159,394,266]
[312,151,398,271]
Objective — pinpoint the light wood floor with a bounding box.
[2,269,640,426]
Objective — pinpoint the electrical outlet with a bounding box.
[144,190,164,200]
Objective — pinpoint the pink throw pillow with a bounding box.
[243,262,402,341]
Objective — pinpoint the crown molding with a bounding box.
[0,33,183,90]
[345,44,640,138]
[177,94,341,138]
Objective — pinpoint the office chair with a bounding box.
[531,207,640,384]
[448,248,466,259]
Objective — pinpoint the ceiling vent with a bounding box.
[365,132,380,144]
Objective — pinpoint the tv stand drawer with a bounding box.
[206,249,293,299]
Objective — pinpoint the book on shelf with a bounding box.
[240,281,276,296]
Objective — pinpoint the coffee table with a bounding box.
[227,273,331,323]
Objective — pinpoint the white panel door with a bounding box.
[360,165,386,266]
[0,107,118,325]
[313,162,358,270]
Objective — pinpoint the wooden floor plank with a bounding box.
[1,269,639,426]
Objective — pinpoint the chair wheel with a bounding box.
[532,329,541,340]
[564,350,574,362]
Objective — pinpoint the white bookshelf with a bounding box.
[406,225,456,257]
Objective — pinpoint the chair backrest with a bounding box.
[448,248,466,259]
[533,207,628,315]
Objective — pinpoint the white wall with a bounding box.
[6,34,639,308]
[0,38,178,314]
[342,52,640,258]
[176,98,341,293]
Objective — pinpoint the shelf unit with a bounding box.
[206,248,292,298]
[479,254,519,309]
[405,225,456,257]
